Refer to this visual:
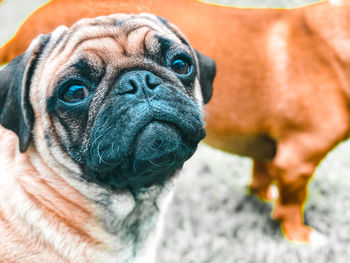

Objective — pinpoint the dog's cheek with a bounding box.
[46,94,92,163]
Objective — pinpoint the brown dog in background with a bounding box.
[1,0,350,243]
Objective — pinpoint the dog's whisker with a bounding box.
[149,159,165,168]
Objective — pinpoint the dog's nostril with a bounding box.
[154,138,164,147]
[117,77,139,95]
[146,73,161,90]
[128,79,138,94]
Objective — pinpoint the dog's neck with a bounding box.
[0,125,173,262]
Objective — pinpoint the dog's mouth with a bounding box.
[83,117,204,191]
[133,121,183,172]
[125,120,198,189]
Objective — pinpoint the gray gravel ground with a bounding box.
[2,1,350,262]
[158,141,350,263]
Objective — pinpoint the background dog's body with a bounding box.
[0,13,215,262]
[1,0,350,243]
[206,1,350,242]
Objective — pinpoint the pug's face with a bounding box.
[0,14,216,191]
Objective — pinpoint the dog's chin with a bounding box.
[84,121,200,191]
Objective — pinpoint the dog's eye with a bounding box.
[171,59,190,75]
[60,85,89,103]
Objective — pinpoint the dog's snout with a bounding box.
[116,71,162,96]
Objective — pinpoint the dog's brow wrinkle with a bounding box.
[55,32,118,63]
[142,29,152,53]
[124,25,154,38]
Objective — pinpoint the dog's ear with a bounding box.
[194,50,216,104]
[0,34,50,152]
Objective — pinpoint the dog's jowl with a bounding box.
[0,14,215,262]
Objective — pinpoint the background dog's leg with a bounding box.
[272,168,313,242]
[249,161,275,202]
[270,132,339,243]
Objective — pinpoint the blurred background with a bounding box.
[1,0,350,262]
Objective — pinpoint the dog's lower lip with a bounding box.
[133,121,182,162]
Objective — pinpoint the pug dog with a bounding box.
[0,13,215,262]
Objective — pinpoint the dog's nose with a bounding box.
[116,70,162,96]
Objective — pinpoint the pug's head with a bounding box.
[0,13,216,191]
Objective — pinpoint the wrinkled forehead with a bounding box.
[34,13,194,98]
[52,14,189,64]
